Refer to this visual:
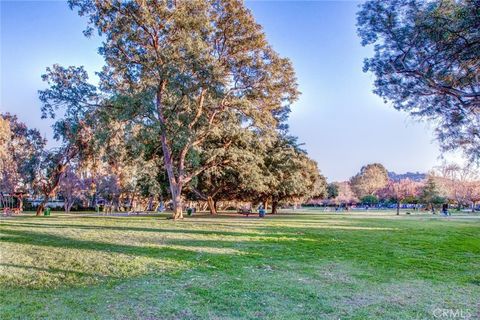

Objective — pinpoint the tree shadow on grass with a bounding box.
[0,225,313,289]
[0,228,255,288]
[0,223,473,289]
[0,228,243,262]
[0,263,95,278]
[1,221,302,239]
[0,223,355,270]
[1,212,397,237]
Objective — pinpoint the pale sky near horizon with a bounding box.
[0,0,462,181]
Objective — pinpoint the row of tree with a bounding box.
[322,163,480,214]
[0,112,326,216]
[2,0,479,218]
[1,0,333,218]
[3,108,478,216]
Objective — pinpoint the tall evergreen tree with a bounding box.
[420,176,444,213]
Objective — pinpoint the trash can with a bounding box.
[259,208,266,218]
[44,208,51,216]
[187,208,193,216]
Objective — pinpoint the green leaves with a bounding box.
[357,0,480,162]
[261,134,327,205]
[350,163,389,198]
[0,114,46,194]
[39,64,99,121]
[32,0,318,214]
[64,0,302,213]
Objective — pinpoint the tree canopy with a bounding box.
[0,114,45,196]
[64,0,299,219]
[357,0,480,162]
[350,163,389,198]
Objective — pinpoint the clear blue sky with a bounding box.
[0,0,455,181]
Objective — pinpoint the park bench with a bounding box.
[2,207,11,216]
[238,208,253,216]
[2,207,20,216]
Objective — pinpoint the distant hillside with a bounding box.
[388,171,426,182]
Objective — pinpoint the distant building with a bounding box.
[388,171,426,182]
[29,199,65,209]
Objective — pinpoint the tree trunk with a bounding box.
[272,200,279,214]
[129,193,136,212]
[67,201,74,213]
[36,193,51,216]
[36,202,46,216]
[264,200,268,212]
[156,81,184,220]
[36,163,67,216]
[396,201,400,215]
[171,187,184,219]
[16,195,24,213]
[147,195,154,211]
[207,196,217,215]
[64,201,68,213]
[113,195,120,212]
[172,205,183,219]
[165,173,183,219]
[90,194,96,208]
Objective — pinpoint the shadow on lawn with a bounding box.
[0,263,94,278]
[2,221,296,239]
[0,223,403,269]
[0,229,251,286]
[2,216,397,239]
[1,218,476,289]
[0,228,245,261]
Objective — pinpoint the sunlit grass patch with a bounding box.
[0,211,479,319]
[0,244,186,288]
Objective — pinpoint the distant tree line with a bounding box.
[2,0,479,217]
[317,163,480,214]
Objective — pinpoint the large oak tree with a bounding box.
[68,0,298,219]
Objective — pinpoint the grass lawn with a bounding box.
[1,210,479,319]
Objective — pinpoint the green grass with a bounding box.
[1,210,479,319]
